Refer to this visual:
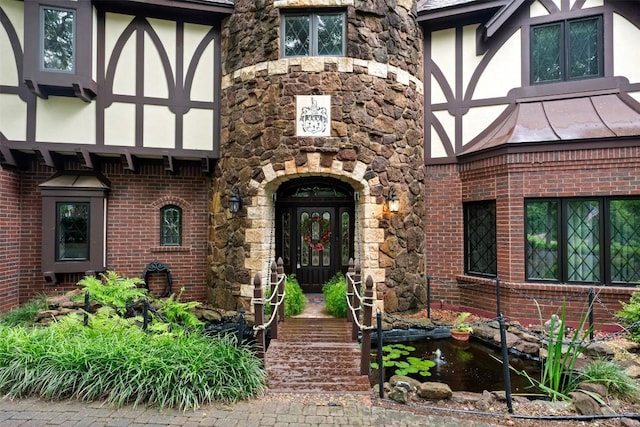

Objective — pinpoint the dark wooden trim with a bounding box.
[22,0,97,100]
[417,1,507,24]
[93,0,233,19]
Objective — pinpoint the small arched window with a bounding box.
[160,205,182,246]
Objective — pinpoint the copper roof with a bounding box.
[462,93,640,155]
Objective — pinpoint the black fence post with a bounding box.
[84,292,89,326]
[142,299,149,331]
[426,275,431,319]
[588,288,594,341]
[498,313,513,414]
[495,277,501,318]
[377,310,384,399]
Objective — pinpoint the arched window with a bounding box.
[160,205,182,246]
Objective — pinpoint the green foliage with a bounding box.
[76,271,147,312]
[283,275,305,317]
[370,344,435,377]
[511,302,593,401]
[0,311,266,410]
[0,295,48,326]
[453,312,473,333]
[322,273,347,318]
[154,288,203,330]
[617,289,640,342]
[578,359,639,401]
[265,275,306,318]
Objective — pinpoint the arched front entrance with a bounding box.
[275,177,355,293]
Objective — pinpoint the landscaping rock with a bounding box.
[389,375,421,390]
[569,391,603,415]
[578,381,608,398]
[388,386,408,403]
[513,339,540,355]
[416,381,452,400]
[585,341,615,358]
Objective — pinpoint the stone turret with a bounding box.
[209,0,426,313]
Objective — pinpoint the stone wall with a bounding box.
[210,0,426,312]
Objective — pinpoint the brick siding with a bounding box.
[4,159,209,309]
[426,147,640,324]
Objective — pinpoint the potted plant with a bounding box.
[451,312,473,341]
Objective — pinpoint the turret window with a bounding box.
[282,12,345,57]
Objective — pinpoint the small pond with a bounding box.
[373,337,542,395]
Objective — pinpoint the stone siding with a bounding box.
[211,0,426,312]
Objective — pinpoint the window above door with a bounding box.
[281,11,346,58]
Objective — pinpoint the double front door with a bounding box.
[275,179,355,293]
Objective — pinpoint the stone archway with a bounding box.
[237,153,386,308]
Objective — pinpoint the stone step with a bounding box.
[265,317,371,394]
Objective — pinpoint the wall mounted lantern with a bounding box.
[387,187,399,213]
[229,189,242,216]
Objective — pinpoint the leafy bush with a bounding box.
[265,275,306,317]
[283,275,305,317]
[77,271,146,313]
[0,311,266,410]
[323,273,347,318]
[0,295,48,326]
[617,289,640,342]
[578,359,639,401]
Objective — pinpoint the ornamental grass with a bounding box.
[0,310,266,411]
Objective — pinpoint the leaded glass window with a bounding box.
[341,211,350,266]
[525,198,640,286]
[531,16,602,84]
[526,200,559,280]
[282,12,345,57]
[610,200,640,284]
[41,7,75,72]
[464,202,496,277]
[57,202,89,261]
[161,205,182,246]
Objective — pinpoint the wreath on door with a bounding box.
[301,215,331,251]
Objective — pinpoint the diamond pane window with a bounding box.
[41,7,75,72]
[283,15,310,57]
[567,200,600,282]
[161,205,182,246]
[464,202,496,277]
[568,18,601,79]
[531,16,602,84]
[282,12,345,57]
[526,200,559,280]
[610,200,640,284]
[57,202,89,261]
[531,23,561,83]
[525,197,639,286]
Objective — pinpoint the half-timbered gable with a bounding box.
[420,0,640,321]
[0,0,231,309]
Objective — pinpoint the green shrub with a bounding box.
[283,275,305,317]
[76,271,147,312]
[323,273,347,318]
[617,289,640,342]
[0,295,48,326]
[579,359,639,401]
[265,275,306,318]
[0,311,266,410]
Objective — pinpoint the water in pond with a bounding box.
[374,338,542,394]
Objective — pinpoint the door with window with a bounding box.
[276,178,355,293]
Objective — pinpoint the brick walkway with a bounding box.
[0,394,501,426]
